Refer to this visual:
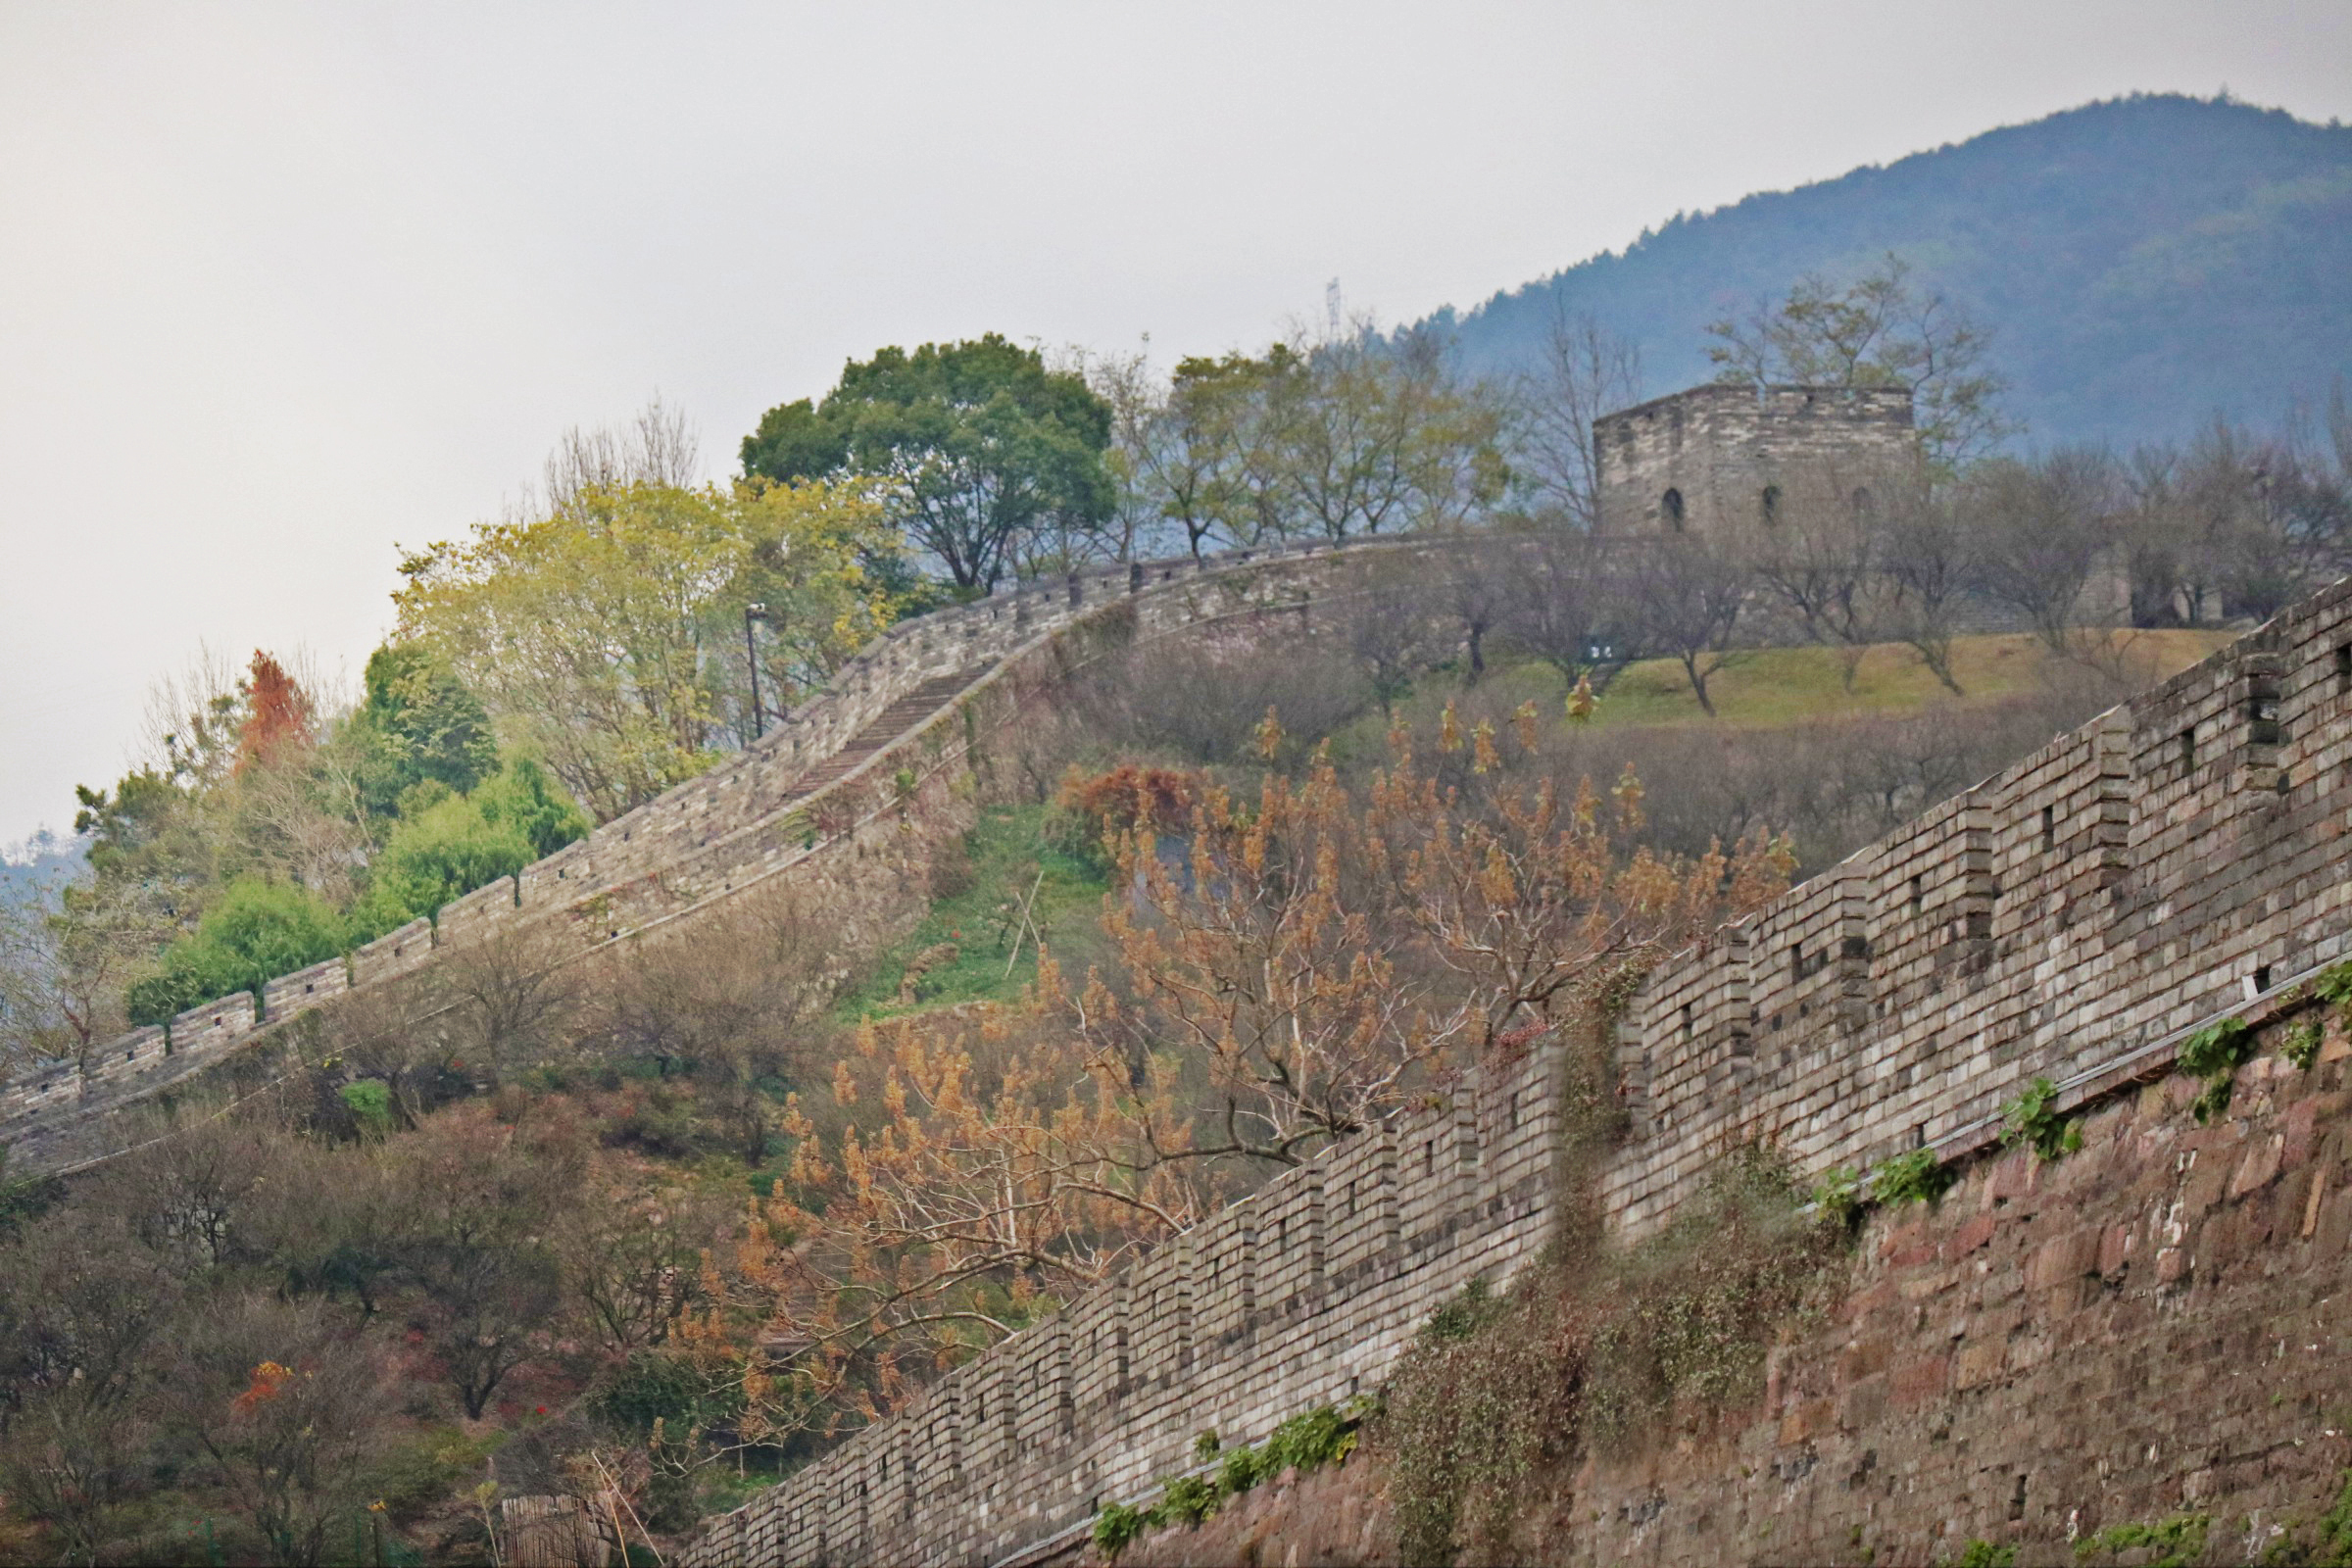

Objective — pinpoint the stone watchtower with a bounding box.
[1592,384,1918,536]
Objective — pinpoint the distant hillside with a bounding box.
[0,829,84,910]
[1427,95,2352,447]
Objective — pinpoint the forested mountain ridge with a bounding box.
[1425,94,2352,446]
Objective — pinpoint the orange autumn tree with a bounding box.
[234,651,316,774]
[718,703,1792,1439]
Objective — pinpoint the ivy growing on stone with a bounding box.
[2072,1509,2208,1566]
[1087,1400,1368,1561]
[2178,1016,2255,1123]
[1998,1075,2082,1161]
[1872,1148,1957,1206]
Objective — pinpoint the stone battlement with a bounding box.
[680,573,2352,1567]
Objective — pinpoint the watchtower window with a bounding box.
[1850,486,1875,519]
[1908,873,1924,913]
[1760,484,1782,524]
[2040,805,2056,853]
[2336,644,2352,695]
[1661,488,1686,530]
[2180,726,2197,772]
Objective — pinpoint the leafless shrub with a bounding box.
[1065,628,1371,764]
[589,889,829,1159]
[431,923,587,1089]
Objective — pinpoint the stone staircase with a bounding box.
[777,668,977,805]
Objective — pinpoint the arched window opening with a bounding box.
[1661,487,1686,530]
[1760,484,1782,524]
[1850,485,1875,519]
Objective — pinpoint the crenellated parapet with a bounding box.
[1601,574,2352,1236]
[680,573,2352,1567]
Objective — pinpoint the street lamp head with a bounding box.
[746,602,771,620]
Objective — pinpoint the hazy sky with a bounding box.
[3,2,2348,848]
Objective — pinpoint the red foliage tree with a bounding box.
[235,651,315,775]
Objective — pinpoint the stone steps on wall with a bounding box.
[777,669,977,804]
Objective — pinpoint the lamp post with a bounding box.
[745,603,772,739]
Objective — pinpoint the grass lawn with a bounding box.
[1428,630,2238,731]
[833,803,1110,1023]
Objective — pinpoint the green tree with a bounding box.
[341,644,498,817]
[1269,325,1510,541]
[126,879,346,1027]
[1160,351,1289,552]
[1706,253,2013,471]
[742,334,1115,591]
[352,760,588,936]
[1112,323,1509,552]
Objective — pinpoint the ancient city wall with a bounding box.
[682,574,2352,1567]
[680,1043,1563,1568]
[1095,1009,2352,1567]
[0,533,1446,1168]
[1602,571,2352,1236]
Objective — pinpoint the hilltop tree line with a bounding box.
[9,262,2350,1090]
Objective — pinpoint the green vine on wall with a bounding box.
[1872,1148,1958,1206]
[2073,1509,2209,1566]
[1090,1400,1368,1561]
[2179,1016,2255,1123]
[1999,1076,2082,1161]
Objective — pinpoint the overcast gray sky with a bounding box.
[3,1,2348,849]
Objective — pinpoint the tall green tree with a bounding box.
[742,334,1115,591]
[342,645,499,818]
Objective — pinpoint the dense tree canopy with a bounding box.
[393,477,902,820]
[743,335,1114,591]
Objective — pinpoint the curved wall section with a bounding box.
[0,534,1442,1166]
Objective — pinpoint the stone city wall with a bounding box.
[1091,1002,2352,1567]
[681,573,2352,1567]
[0,533,1448,1165]
[679,1044,1563,1568]
[1602,570,2352,1237]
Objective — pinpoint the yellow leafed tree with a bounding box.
[393,478,903,821]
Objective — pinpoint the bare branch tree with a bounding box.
[1626,532,1751,715]
[1512,306,1643,530]
[541,394,703,517]
[1969,447,2124,655]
